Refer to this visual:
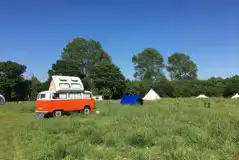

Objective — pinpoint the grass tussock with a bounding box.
[0,98,239,159]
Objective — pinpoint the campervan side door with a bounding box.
[52,93,70,111]
[67,92,85,111]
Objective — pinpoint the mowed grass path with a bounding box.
[0,99,239,160]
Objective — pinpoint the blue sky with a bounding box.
[0,0,239,82]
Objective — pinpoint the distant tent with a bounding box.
[120,95,143,105]
[143,89,160,100]
[232,93,239,99]
[94,95,103,101]
[0,94,5,105]
[196,94,208,99]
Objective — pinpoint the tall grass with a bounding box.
[0,99,239,159]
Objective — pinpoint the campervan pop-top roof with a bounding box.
[49,75,84,92]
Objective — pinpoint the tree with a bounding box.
[0,61,26,79]
[49,37,112,79]
[101,88,112,99]
[124,80,151,98]
[153,79,174,97]
[205,77,226,97]
[167,53,198,80]
[48,37,112,92]
[0,61,27,101]
[82,76,95,91]
[29,75,41,100]
[89,63,126,99]
[39,70,55,91]
[132,48,164,82]
[223,75,239,97]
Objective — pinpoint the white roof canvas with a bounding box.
[143,89,160,100]
[49,75,84,92]
[196,94,208,99]
[232,93,239,99]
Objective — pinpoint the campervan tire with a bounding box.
[53,110,63,117]
[83,106,90,114]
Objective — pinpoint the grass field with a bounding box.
[0,99,239,160]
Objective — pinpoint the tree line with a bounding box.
[1,37,238,101]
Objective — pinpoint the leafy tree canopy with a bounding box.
[167,53,198,80]
[29,75,41,100]
[223,75,239,97]
[0,61,26,79]
[49,37,112,79]
[0,61,28,101]
[124,80,152,97]
[89,62,126,99]
[132,48,164,82]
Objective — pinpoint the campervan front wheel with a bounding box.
[53,110,63,117]
[83,106,90,114]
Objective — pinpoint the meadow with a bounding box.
[0,99,239,160]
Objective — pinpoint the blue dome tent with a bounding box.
[120,95,144,106]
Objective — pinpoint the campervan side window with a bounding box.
[83,93,92,99]
[52,93,67,99]
[59,93,67,99]
[68,93,82,99]
[37,94,46,100]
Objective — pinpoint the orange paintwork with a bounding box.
[36,99,96,113]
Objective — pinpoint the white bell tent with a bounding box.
[94,95,103,101]
[196,94,208,99]
[0,94,5,105]
[143,89,161,100]
[232,93,239,99]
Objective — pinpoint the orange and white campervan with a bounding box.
[35,76,96,117]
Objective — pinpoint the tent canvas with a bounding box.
[94,95,103,101]
[143,89,160,100]
[49,80,56,91]
[196,94,208,99]
[232,93,239,99]
[0,94,5,105]
[120,95,143,105]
